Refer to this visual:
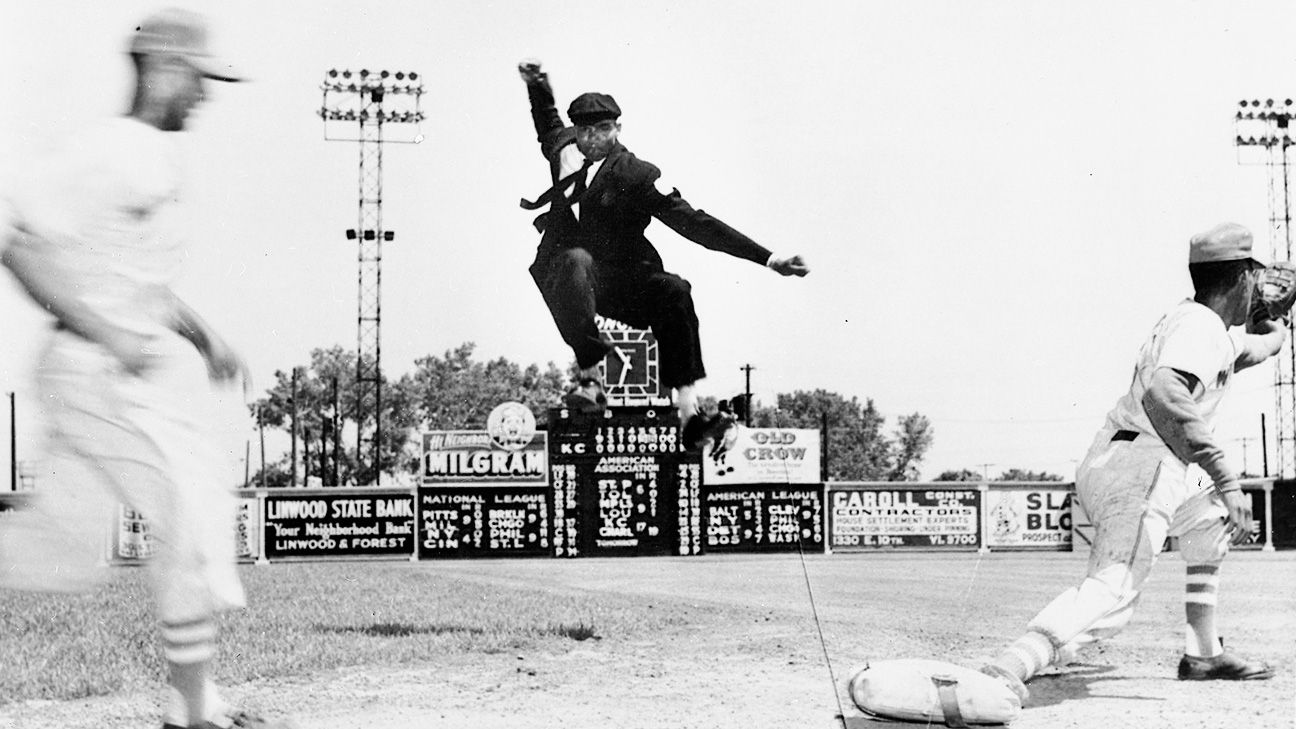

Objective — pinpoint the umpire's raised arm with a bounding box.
[519,60,569,159]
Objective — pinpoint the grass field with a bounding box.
[1,551,1294,728]
[0,560,694,702]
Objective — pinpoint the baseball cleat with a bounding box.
[1177,651,1274,681]
[162,708,299,729]
[1054,642,1080,667]
[979,663,1030,704]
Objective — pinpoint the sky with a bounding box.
[3,1,1296,483]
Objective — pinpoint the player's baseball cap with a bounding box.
[129,8,242,82]
[1188,222,1267,267]
[568,93,621,126]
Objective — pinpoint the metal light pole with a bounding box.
[319,68,424,485]
[1236,98,1296,478]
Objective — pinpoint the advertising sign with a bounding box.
[234,496,258,560]
[703,427,821,485]
[421,431,547,484]
[829,486,981,550]
[0,494,28,515]
[418,486,550,558]
[263,492,416,559]
[422,401,548,485]
[115,505,155,560]
[703,485,824,553]
[112,494,261,562]
[986,488,1074,550]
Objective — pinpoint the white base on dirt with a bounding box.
[848,658,1021,726]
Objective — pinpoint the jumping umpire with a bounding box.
[517,60,809,448]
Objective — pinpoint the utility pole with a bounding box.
[290,368,299,488]
[739,364,755,425]
[820,411,829,482]
[8,392,15,492]
[304,427,313,487]
[319,68,424,484]
[1262,413,1270,478]
[258,403,267,489]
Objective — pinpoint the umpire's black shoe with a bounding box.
[682,411,737,452]
[1177,651,1274,681]
[562,378,606,413]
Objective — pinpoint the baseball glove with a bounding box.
[1252,262,1296,324]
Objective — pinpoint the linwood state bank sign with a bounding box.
[421,430,548,484]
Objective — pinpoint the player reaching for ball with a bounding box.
[516,60,809,450]
[980,223,1287,704]
[0,9,293,729]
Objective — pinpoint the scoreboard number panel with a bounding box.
[702,485,825,553]
[548,407,701,557]
[418,486,550,559]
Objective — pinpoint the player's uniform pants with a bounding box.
[0,329,245,624]
[530,246,706,388]
[1025,427,1231,653]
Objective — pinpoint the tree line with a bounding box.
[247,343,1058,487]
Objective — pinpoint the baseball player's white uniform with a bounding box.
[0,116,246,627]
[1027,299,1236,652]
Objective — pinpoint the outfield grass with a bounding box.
[0,561,698,704]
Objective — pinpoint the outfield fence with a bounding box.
[0,478,1286,565]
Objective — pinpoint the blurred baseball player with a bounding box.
[0,9,292,729]
[981,223,1286,703]
[516,60,809,449]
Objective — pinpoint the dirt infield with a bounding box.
[2,550,1293,729]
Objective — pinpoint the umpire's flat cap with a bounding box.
[1189,222,1266,267]
[568,93,621,126]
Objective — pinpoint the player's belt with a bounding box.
[1111,430,1139,442]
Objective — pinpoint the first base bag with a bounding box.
[848,659,1021,726]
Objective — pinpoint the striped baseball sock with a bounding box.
[992,630,1056,682]
[1184,563,1222,657]
[160,617,220,727]
[161,616,218,664]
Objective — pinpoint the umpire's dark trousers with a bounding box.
[530,247,706,389]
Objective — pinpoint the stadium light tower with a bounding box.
[1236,97,1296,478]
[319,68,424,484]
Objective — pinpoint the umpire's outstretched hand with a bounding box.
[769,254,810,277]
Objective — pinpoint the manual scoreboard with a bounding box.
[548,407,702,557]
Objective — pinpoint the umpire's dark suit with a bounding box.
[524,76,772,389]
